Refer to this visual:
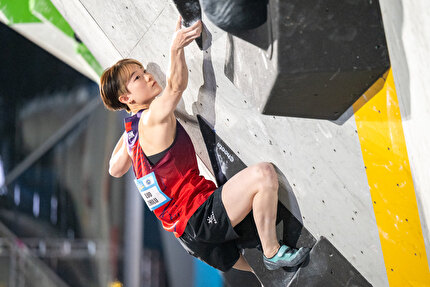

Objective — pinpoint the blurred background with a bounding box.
[0,20,170,286]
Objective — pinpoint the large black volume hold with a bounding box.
[266,0,390,120]
[224,0,390,120]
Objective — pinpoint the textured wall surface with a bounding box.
[48,0,430,286]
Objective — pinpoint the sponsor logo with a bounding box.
[216,142,234,162]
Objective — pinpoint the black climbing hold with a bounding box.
[224,0,390,120]
[172,0,203,50]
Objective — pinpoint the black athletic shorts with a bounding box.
[177,186,241,272]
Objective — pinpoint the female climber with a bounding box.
[99,17,309,272]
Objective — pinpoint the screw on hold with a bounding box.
[361,251,364,254]
[406,218,408,222]
[373,201,376,204]
[331,233,334,236]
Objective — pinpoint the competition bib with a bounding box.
[134,172,171,211]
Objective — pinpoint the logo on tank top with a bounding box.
[128,131,135,140]
[125,121,132,132]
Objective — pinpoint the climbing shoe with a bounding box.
[263,245,310,270]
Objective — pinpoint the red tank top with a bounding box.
[124,110,216,237]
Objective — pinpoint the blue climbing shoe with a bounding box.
[263,245,310,270]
